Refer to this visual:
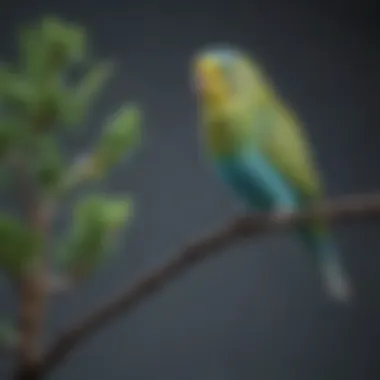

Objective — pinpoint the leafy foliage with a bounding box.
[0,215,43,277]
[59,195,133,279]
[0,16,141,281]
[91,104,142,178]
[59,61,114,128]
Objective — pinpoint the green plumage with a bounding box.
[193,47,352,302]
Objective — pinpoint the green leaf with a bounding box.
[59,61,114,127]
[0,64,61,132]
[18,16,86,80]
[0,117,27,159]
[40,16,86,71]
[27,81,62,132]
[0,65,37,111]
[58,194,133,279]
[32,135,65,193]
[0,65,19,98]
[102,197,132,230]
[92,104,141,176]
[18,25,46,82]
[0,215,43,278]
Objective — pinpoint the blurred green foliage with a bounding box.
[0,16,141,281]
[0,215,43,277]
[59,195,133,279]
[0,319,18,351]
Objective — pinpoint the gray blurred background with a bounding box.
[1,0,380,379]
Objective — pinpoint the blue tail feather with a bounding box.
[213,153,353,302]
[297,224,352,303]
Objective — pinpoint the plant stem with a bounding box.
[12,156,53,380]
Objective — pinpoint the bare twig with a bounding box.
[38,192,380,376]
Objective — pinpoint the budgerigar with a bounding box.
[191,46,352,303]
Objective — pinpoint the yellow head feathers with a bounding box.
[191,47,273,110]
[192,54,230,107]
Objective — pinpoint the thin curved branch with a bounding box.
[41,193,380,376]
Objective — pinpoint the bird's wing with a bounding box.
[259,99,323,201]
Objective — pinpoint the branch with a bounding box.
[11,154,53,380]
[41,193,380,376]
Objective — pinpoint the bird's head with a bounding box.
[191,46,264,108]
[191,47,237,107]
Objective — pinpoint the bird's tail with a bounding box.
[297,222,353,303]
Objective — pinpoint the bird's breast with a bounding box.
[204,119,236,156]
